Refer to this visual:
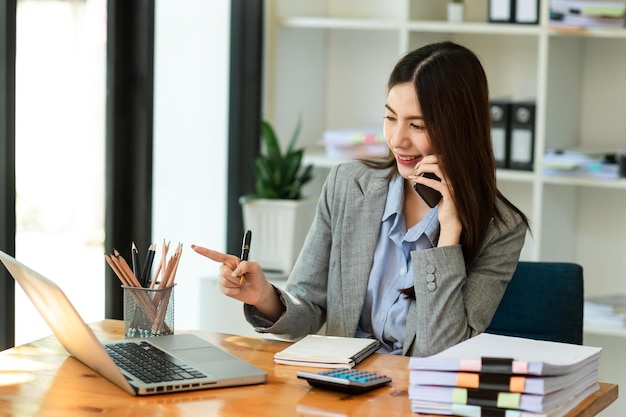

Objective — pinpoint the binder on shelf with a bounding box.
[490,99,512,169]
[489,0,513,22]
[516,0,540,24]
[489,0,539,24]
[509,101,536,171]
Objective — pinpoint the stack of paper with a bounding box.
[408,333,602,417]
[542,149,622,179]
[584,294,626,328]
[549,0,626,28]
[322,128,388,159]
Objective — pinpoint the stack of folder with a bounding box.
[408,333,602,417]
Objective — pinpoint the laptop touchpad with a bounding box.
[175,347,235,364]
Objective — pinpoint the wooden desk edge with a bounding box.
[19,320,621,417]
[574,383,619,417]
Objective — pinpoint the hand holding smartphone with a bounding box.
[413,172,442,208]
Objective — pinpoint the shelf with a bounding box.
[304,147,361,169]
[279,16,405,31]
[305,152,626,195]
[541,175,626,190]
[497,169,536,183]
[405,20,541,36]
[280,16,543,36]
[269,5,626,415]
[280,15,626,40]
[545,26,626,39]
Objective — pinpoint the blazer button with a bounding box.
[427,282,437,291]
[425,264,436,274]
[425,273,435,282]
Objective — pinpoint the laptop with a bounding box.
[0,250,267,396]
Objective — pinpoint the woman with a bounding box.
[192,41,529,357]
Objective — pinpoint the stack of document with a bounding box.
[549,0,626,28]
[584,294,626,328]
[542,149,622,179]
[322,127,388,159]
[408,333,602,417]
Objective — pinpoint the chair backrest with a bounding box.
[486,261,584,345]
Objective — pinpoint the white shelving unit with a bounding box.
[263,1,626,414]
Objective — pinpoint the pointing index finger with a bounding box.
[191,244,236,264]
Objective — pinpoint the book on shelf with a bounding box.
[273,334,380,369]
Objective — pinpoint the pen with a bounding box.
[239,230,252,285]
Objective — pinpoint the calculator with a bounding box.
[297,369,392,394]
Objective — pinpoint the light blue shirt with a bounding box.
[356,173,440,354]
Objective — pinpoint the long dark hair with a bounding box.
[365,41,529,276]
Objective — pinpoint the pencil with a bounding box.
[150,240,170,289]
[239,230,252,285]
[105,253,129,286]
[131,242,141,283]
[140,243,155,287]
[113,249,142,288]
[104,247,174,335]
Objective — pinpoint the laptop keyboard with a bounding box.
[105,341,207,384]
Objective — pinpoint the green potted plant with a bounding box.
[244,119,313,201]
[240,119,316,275]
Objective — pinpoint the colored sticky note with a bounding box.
[497,392,522,409]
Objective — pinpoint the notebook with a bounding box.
[274,334,380,368]
[0,250,267,396]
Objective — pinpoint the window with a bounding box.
[14,0,107,345]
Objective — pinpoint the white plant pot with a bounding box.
[447,3,464,22]
[241,198,316,275]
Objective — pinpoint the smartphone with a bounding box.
[413,172,442,208]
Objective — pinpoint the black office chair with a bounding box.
[486,261,584,345]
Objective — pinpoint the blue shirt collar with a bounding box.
[382,174,440,247]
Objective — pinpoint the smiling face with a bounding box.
[383,82,433,180]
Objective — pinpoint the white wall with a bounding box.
[153,0,230,330]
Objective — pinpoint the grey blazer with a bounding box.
[244,161,527,357]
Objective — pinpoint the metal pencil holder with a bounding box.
[122,284,175,338]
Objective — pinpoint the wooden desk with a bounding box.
[0,320,618,417]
